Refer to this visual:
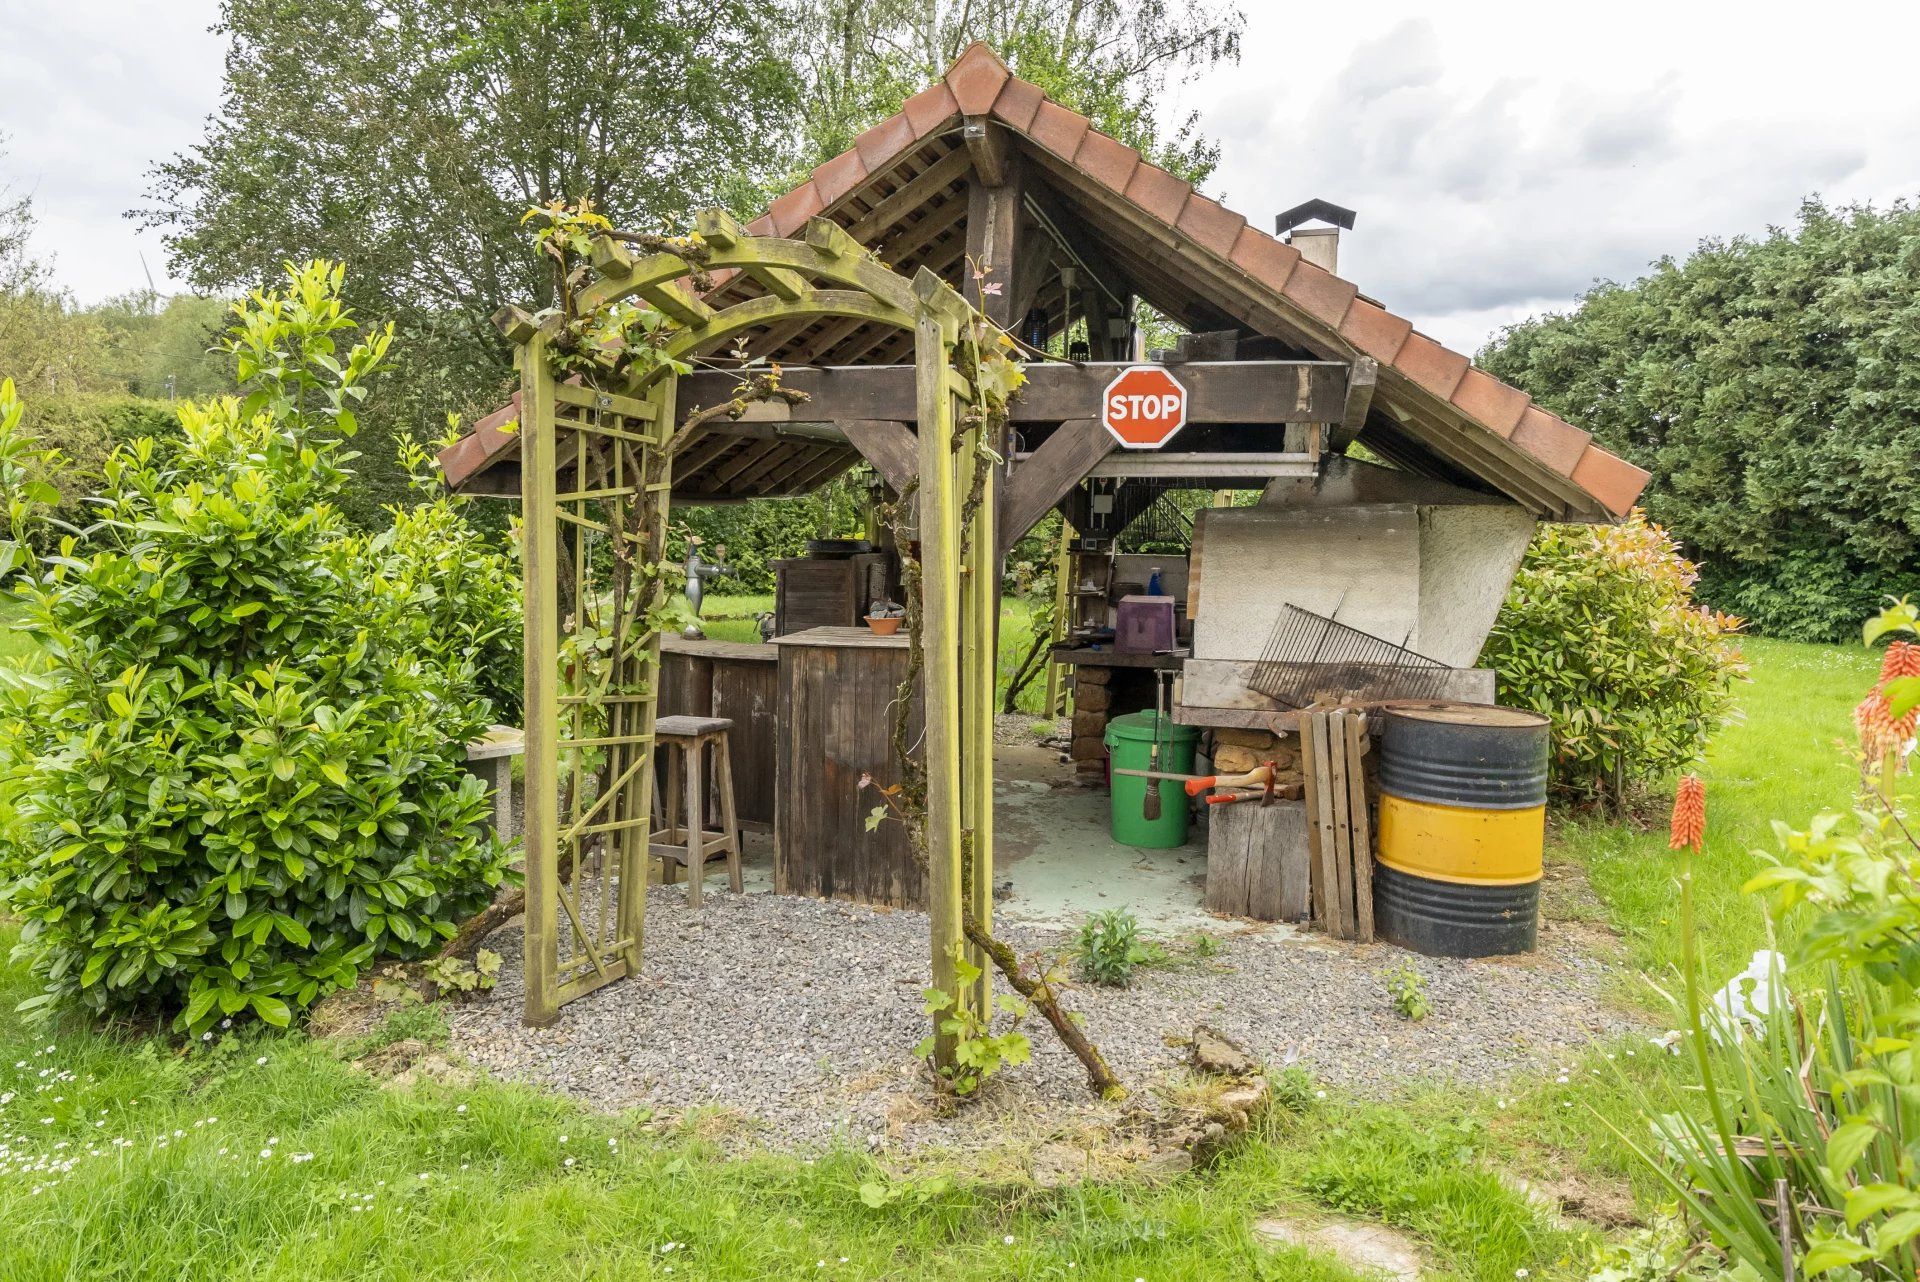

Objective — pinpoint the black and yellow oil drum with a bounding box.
[1373,704,1549,957]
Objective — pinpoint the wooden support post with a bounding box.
[1042,520,1073,719]
[519,335,561,1027]
[963,385,996,1019]
[916,307,966,1069]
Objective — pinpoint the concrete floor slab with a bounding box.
[712,743,1295,940]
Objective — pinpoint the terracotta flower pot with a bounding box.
[865,615,903,636]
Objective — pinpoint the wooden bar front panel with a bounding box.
[774,628,924,908]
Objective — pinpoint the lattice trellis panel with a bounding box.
[519,344,676,1024]
[509,211,1003,1060]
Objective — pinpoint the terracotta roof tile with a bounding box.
[1283,258,1358,329]
[945,42,1011,115]
[853,113,916,173]
[446,44,1641,523]
[903,82,960,138]
[990,77,1045,131]
[1177,195,1246,259]
[810,148,868,210]
[1028,99,1091,159]
[1570,446,1650,516]
[1511,406,1591,475]
[1229,226,1299,292]
[767,180,824,237]
[1339,299,1411,364]
[1392,333,1470,401]
[1073,131,1141,196]
[1124,165,1191,226]
[1450,367,1530,438]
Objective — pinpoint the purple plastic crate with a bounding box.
[1115,595,1176,654]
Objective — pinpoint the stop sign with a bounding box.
[1101,365,1189,449]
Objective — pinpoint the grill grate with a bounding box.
[1249,603,1451,708]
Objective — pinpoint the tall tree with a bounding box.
[1479,198,1920,642]
[142,0,800,522]
[787,0,1243,183]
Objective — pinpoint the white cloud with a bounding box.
[1,2,225,301]
[1181,1,1920,351]
[5,0,1920,356]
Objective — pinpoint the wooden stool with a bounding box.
[649,715,742,906]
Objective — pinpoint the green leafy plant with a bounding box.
[1075,907,1163,987]
[424,949,502,997]
[1600,602,1920,1278]
[1484,512,1747,805]
[0,263,515,1033]
[917,950,1032,1097]
[856,1171,953,1209]
[1380,962,1431,1021]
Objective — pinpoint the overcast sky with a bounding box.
[7,1,1920,353]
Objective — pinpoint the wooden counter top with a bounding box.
[770,625,909,650]
[661,634,778,662]
[1050,643,1188,670]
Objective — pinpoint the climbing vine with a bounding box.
[867,258,1125,1102]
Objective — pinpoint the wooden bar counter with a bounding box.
[658,635,778,829]
[770,626,925,908]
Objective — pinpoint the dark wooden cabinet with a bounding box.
[771,627,924,908]
[772,553,899,636]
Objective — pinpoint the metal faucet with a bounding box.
[680,537,731,638]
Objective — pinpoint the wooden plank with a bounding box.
[997,418,1115,556]
[518,334,561,1027]
[1204,799,1252,917]
[711,654,778,830]
[1343,711,1375,943]
[965,146,1021,329]
[1327,710,1355,940]
[837,419,918,491]
[670,361,1350,428]
[848,146,974,244]
[963,116,1011,187]
[1332,357,1379,453]
[1297,708,1325,929]
[1309,711,1345,938]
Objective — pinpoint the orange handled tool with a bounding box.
[1184,762,1275,803]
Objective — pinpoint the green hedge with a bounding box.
[1478,198,1920,641]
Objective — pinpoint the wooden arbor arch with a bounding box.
[506,211,999,1067]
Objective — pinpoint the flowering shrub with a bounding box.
[1483,512,1747,804]
[0,263,514,1032]
[1607,603,1920,1279]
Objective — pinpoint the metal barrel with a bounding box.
[1374,704,1549,957]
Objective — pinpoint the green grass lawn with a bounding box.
[0,622,1891,1278]
[1550,635,1886,986]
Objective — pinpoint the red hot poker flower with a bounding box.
[1669,775,1706,854]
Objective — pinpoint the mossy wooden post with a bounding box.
[1042,520,1073,718]
[518,327,562,1027]
[963,373,996,1018]
[915,299,966,1066]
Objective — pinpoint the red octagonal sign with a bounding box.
[1102,365,1189,449]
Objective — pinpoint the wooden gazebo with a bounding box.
[440,43,1648,1066]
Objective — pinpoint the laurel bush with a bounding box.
[0,263,514,1031]
[1483,513,1747,804]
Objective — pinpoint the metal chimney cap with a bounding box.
[1274,199,1357,235]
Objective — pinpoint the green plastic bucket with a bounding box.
[1103,710,1200,848]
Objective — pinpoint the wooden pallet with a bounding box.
[1298,707,1375,942]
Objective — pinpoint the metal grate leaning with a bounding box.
[1249,604,1451,708]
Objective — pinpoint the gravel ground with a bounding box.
[446,885,1635,1153]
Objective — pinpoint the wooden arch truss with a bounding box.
[506,211,999,1067]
